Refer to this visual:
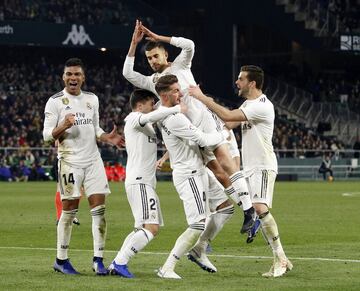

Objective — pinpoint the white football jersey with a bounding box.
[240,94,278,175]
[124,111,158,188]
[123,106,181,188]
[43,89,104,168]
[158,108,223,184]
[123,37,213,129]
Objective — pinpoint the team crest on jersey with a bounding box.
[86,102,92,110]
[62,98,69,105]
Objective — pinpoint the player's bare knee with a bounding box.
[88,193,106,209]
[62,199,80,211]
[215,199,233,211]
[254,203,269,216]
[144,224,159,236]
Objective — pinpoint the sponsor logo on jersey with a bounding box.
[62,98,69,105]
[65,106,72,110]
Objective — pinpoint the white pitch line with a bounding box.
[342,192,360,197]
[1,246,359,263]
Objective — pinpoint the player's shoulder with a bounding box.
[82,90,96,96]
[163,112,186,127]
[258,94,272,105]
[125,111,140,122]
[50,90,64,99]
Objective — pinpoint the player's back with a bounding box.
[124,111,157,188]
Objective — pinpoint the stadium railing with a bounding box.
[264,76,360,145]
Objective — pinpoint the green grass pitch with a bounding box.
[0,181,359,290]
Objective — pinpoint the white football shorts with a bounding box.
[246,169,276,208]
[126,183,163,228]
[58,157,110,200]
[173,171,209,225]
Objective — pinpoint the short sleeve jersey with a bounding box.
[240,94,278,174]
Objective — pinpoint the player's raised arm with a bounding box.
[140,24,194,69]
[166,113,223,148]
[123,20,155,92]
[139,104,185,126]
[140,25,171,44]
[127,19,144,57]
[188,85,247,122]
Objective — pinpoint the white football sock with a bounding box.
[57,209,77,260]
[115,228,154,265]
[229,171,252,210]
[91,205,107,258]
[224,186,241,205]
[162,225,203,271]
[118,230,136,255]
[260,212,285,258]
[193,205,234,253]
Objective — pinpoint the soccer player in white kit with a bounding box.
[43,58,124,275]
[155,75,234,279]
[108,89,185,278]
[123,20,255,233]
[189,65,293,278]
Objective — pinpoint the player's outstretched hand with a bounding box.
[131,19,144,45]
[101,125,125,148]
[140,25,160,42]
[188,85,204,99]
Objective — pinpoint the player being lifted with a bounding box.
[122,20,255,234]
[108,89,186,278]
[188,65,293,278]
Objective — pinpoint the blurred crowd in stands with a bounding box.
[1,0,133,25]
[272,117,346,158]
[290,0,360,33]
[327,0,359,32]
[266,60,360,114]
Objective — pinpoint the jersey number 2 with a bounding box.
[149,198,156,210]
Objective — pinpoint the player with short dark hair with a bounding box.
[43,57,123,275]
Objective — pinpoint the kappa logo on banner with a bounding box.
[62,24,94,46]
